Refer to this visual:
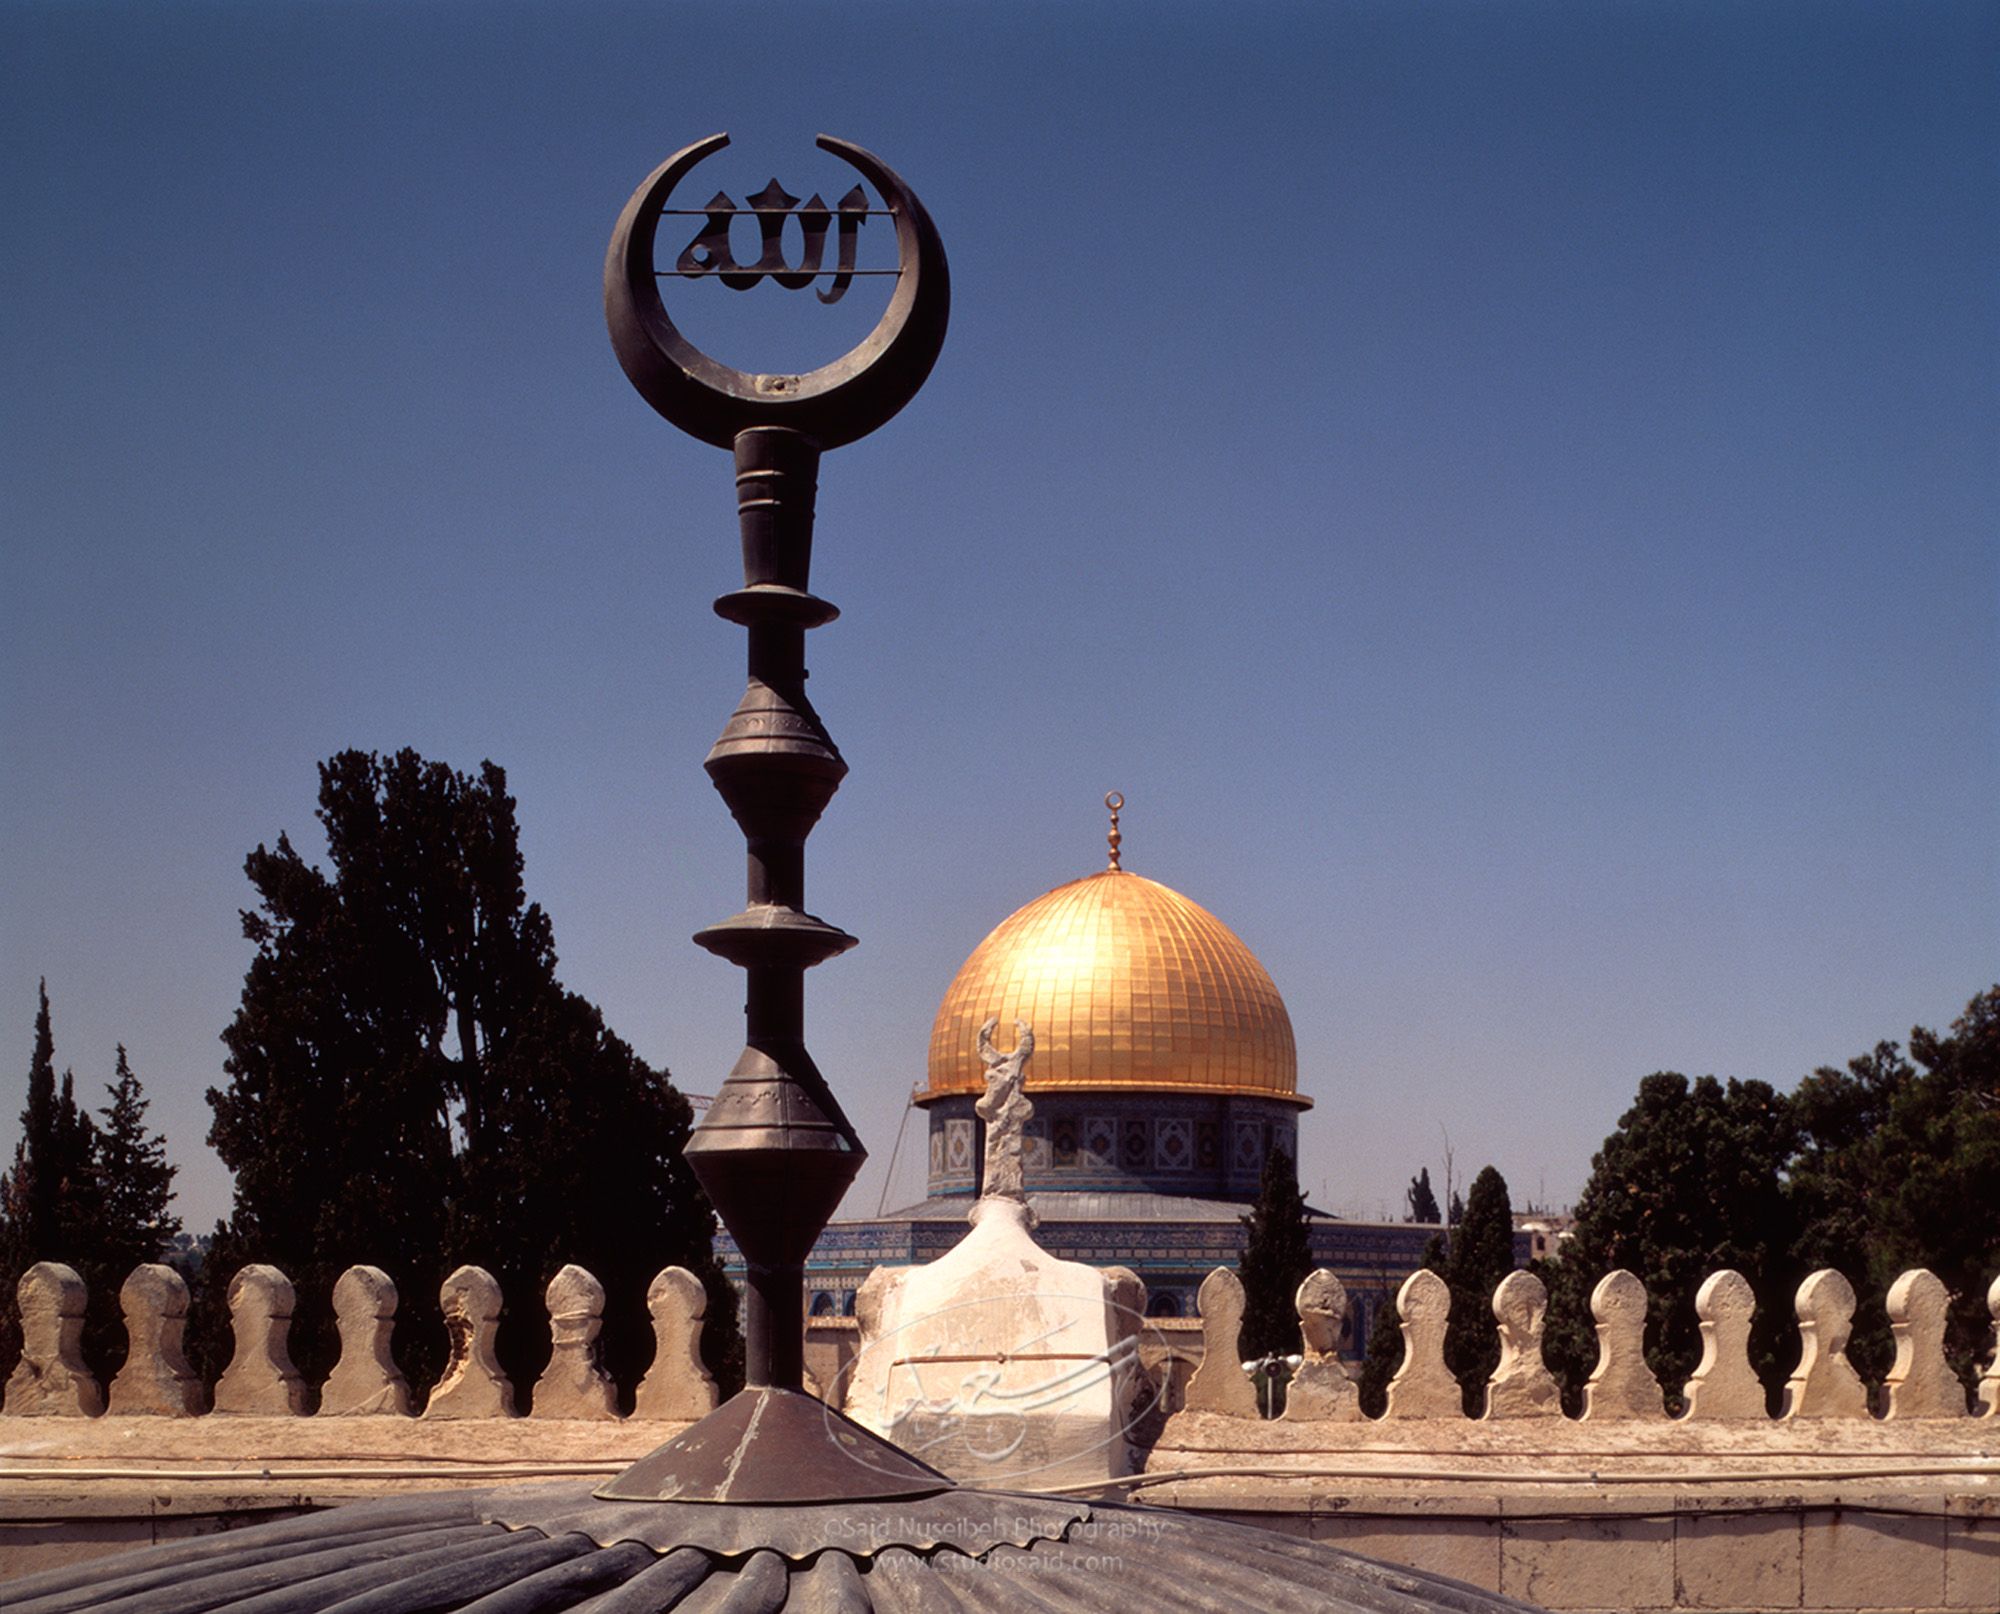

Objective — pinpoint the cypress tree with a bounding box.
[1237,1146,1315,1361]
[1440,1164,1517,1415]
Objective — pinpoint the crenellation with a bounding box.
[531,1264,618,1420]
[1382,1268,1460,1419]
[1981,1275,2000,1418]
[1481,1270,1559,1419]
[211,1264,307,1416]
[424,1264,516,1419]
[1185,1267,1259,1417]
[1283,1268,1359,1421]
[1885,1268,1967,1419]
[320,1265,411,1417]
[633,1266,718,1421]
[1681,1269,1766,1420]
[1581,1268,1663,1420]
[10,1254,2000,1437]
[2,1262,103,1417]
[1783,1268,1869,1420]
[107,1263,203,1417]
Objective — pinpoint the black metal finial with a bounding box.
[603,134,949,1398]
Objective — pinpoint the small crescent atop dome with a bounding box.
[604,133,951,450]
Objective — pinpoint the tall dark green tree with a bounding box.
[0,986,138,1382]
[1541,1073,1800,1412]
[202,749,739,1401]
[1405,1166,1441,1224]
[1789,987,2000,1391]
[1356,1281,1406,1417]
[1237,1146,1315,1361]
[1436,1164,1517,1415]
[95,1047,182,1287]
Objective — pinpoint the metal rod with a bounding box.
[658,268,903,279]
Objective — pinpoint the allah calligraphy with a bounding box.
[675,179,872,303]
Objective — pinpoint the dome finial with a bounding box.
[1104,791,1124,871]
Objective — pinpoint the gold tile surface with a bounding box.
[926,869,1304,1105]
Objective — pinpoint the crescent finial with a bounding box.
[604,133,950,450]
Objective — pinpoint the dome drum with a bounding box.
[923,1090,1300,1203]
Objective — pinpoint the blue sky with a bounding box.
[3,1,1994,1234]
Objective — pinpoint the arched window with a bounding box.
[842,1290,858,1317]
[1145,1291,1182,1318]
[809,1291,837,1317]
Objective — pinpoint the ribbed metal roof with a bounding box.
[0,1481,1543,1613]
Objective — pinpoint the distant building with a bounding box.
[721,817,1523,1355]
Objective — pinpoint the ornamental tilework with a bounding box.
[1082,1116,1116,1168]
[1155,1118,1192,1170]
[944,1118,974,1172]
[1233,1119,1264,1170]
[1120,1119,1149,1169]
[1023,1119,1051,1172]
[1051,1115,1078,1167]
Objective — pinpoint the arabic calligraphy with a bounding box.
[675,180,871,303]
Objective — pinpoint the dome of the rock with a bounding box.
[926,866,1304,1107]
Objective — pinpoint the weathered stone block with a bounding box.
[1674,1511,1801,1609]
[1946,1513,2000,1610]
[1311,1513,1502,1593]
[1502,1514,1673,1610]
[1800,1509,1946,1609]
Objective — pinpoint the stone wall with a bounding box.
[3,1256,1996,1609]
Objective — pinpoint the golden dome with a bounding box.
[925,866,1305,1107]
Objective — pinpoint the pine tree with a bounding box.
[96,1047,182,1281]
[1237,1146,1315,1361]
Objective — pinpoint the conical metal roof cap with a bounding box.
[595,1386,952,1503]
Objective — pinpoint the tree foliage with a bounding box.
[1788,987,2000,1388]
[1405,1165,1441,1225]
[96,1047,183,1293]
[1355,1280,1406,1417]
[1433,1164,1518,1414]
[1544,986,2000,1411]
[1238,1146,1315,1361]
[201,749,739,1402]
[1,988,179,1383]
[1541,1073,1799,1413]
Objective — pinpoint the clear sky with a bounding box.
[3,2,1994,1236]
